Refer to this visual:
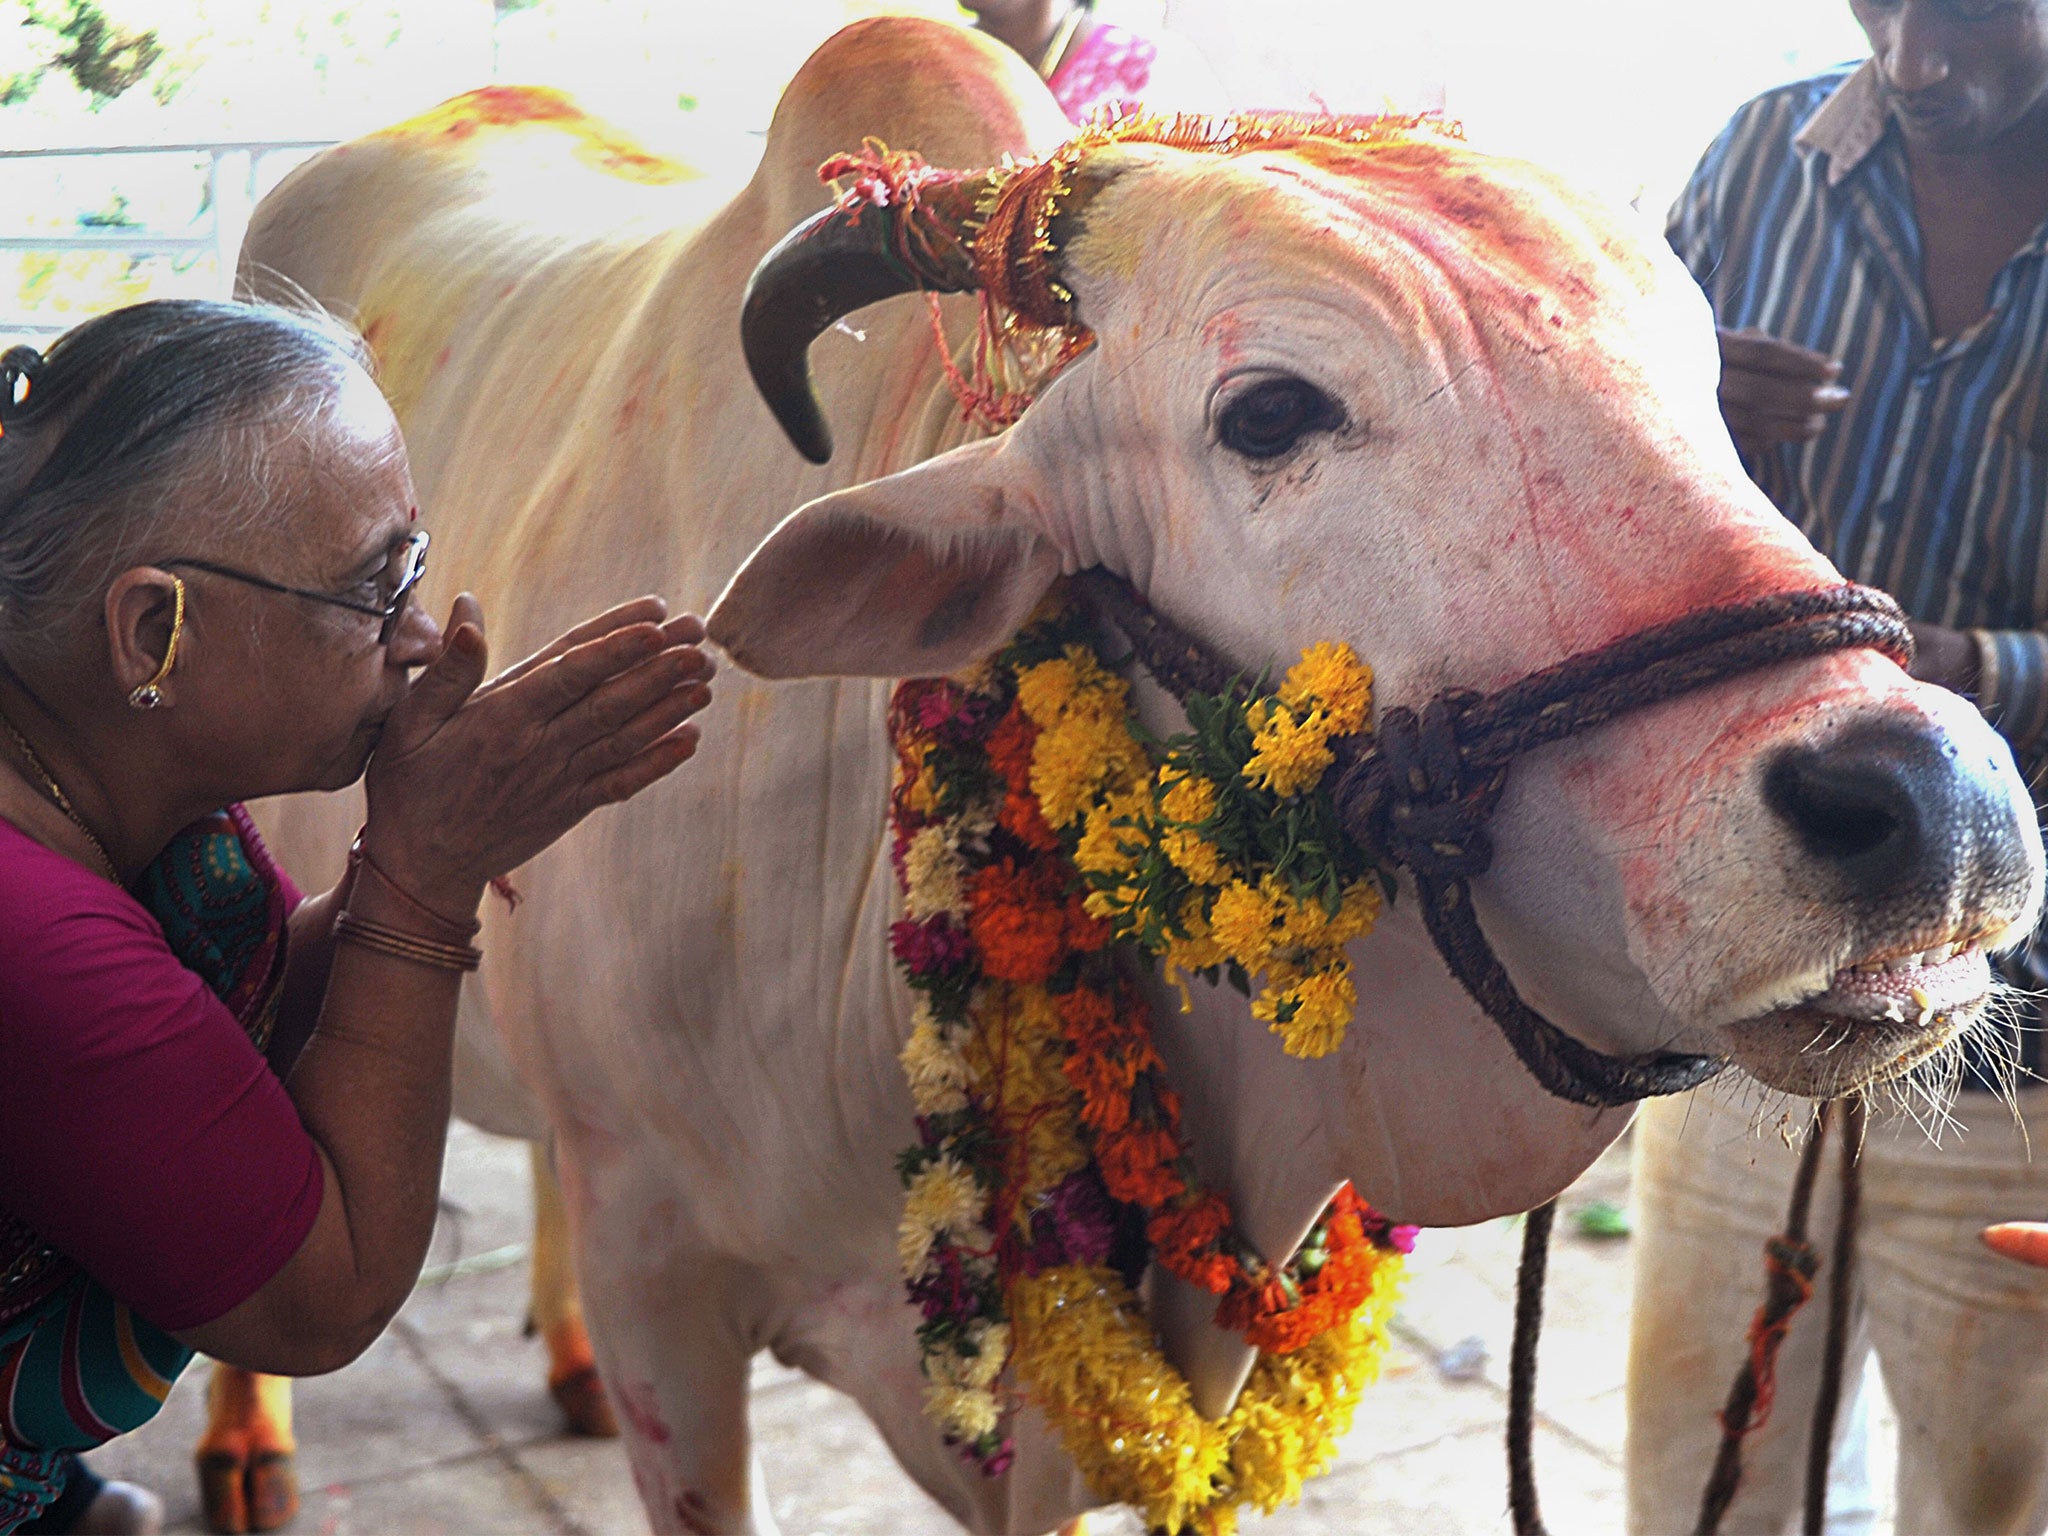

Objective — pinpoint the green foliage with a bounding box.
[1,0,167,108]
[75,190,136,228]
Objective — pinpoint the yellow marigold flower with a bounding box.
[923,1382,1001,1441]
[898,1157,986,1276]
[1326,878,1384,947]
[1226,1290,1398,1514]
[1032,702,1147,830]
[900,1009,970,1117]
[1075,794,1149,877]
[1008,1266,1231,1533]
[1275,877,1380,955]
[1242,705,1337,798]
[900,755,940,818]
[1164,896,1227,973]
[1083,884,1142,927]
[1157,765,1218,827]
[1266,962,1356,1059]
[1278,641,1373,736]
[1207,879,1283,970]
[1161,826,1230,887]
[1014,655,1083,726]
[902,825,965,920]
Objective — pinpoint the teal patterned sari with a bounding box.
[0,808,292,1533]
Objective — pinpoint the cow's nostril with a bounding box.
[1764,757,1904,863]
[1762,728,1935,891]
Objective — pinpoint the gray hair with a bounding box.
[0,298,374,654]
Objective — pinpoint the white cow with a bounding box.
[231,18,2040,1534]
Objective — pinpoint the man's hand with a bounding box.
[1716,328,1851,451]
[1907,620,1982,695]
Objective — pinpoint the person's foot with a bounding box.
[69,1479,163,1536]
[17,1458,163,1536]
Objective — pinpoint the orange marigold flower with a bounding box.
[1096,1122,1185,1207]
[1064,892,1112,952]
[1063,1046,1149,1133]
[967,861,1068,984]
[999,788,1059,852]
[1147,1195,1235,1289]
[984,704,1036,792]
[1055,984,1147,1053]
[1162,1245,1240,1295]
[1215,1276,1294,1334]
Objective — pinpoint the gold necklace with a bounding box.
[0,714,120,882]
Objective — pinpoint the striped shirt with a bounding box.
[1669,60,2048,758]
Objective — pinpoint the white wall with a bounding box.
[1141,0,1870,213]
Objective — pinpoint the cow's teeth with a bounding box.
[1912,986,1936,1026]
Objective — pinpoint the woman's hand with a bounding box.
[1984,1223,2048,1267]
[361,594,713,912]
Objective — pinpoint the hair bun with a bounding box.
[0,345,45,429]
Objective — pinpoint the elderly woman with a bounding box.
[0,299,714,1534]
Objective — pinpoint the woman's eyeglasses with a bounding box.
[163,530,430,645]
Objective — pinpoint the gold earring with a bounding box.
[128,576,185,711]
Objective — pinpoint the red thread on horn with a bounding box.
[821,111,1463,435]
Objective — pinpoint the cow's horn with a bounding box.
[741,173,993,465]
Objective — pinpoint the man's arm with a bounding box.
[1714,329,1852,454]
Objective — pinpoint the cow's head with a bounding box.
[709,117,2043,1104]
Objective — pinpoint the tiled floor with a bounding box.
[87,1123,1892,1535]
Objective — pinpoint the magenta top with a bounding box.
[1047,23,1159,124]
[0,814,322,1332]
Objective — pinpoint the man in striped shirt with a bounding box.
[1626,4,2048,1532]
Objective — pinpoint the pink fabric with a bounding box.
[0,817,321,1332]
[1047,22,1158,125]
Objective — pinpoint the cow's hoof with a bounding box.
[197,1450,299,1534]
[549,1363,619,1438]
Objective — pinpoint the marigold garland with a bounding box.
[887,600,1415,1534]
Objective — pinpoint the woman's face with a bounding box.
[161,365,443,802]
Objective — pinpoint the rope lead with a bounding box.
[1508,1200,1556,1536]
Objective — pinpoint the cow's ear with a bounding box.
[707,437,1064,679]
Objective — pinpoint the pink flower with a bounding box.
[891,916,969,977]
[976,1437,1016,1478]
[1024,1171,1119,1272]
[908,1259,984,1325]
[1357,1207,1420,1254]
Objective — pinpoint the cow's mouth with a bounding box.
[1722,937,1992,1096]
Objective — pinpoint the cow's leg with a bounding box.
[1861,1083,2048,1535]
[1625,1086,1874,1536]
[528,1140,618,1437]
[193,1366,298,1535]
[562,1147,777,1536]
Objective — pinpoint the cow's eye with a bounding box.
[1218,376,1341,459]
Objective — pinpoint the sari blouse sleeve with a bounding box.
[0,820,323,1333]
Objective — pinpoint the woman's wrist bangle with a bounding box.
[348,828,482,940]
[334,910,482,973]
